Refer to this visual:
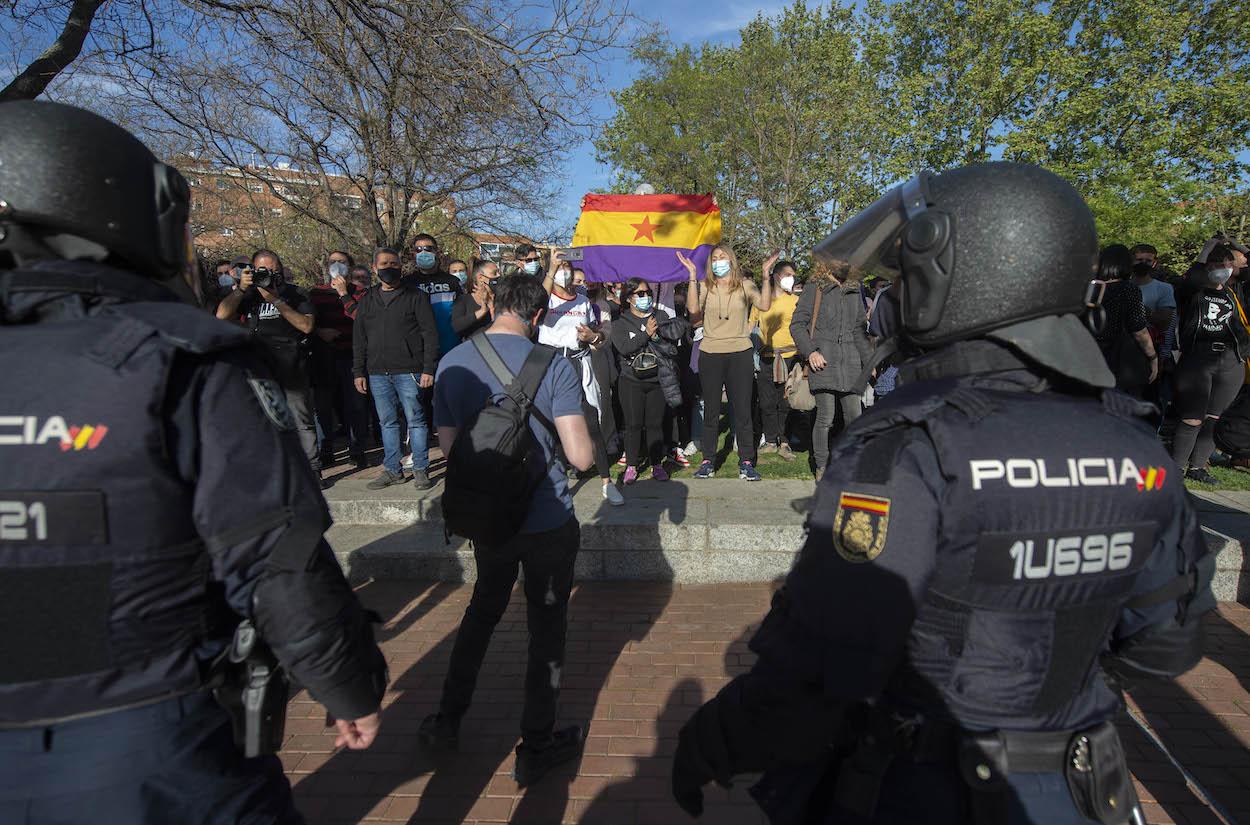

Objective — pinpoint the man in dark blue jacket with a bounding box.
[672,163,1214,825]
[0,100,388,825]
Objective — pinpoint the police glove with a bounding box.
[672,699,734,817]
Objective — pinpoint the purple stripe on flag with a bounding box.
[579,244,712,283]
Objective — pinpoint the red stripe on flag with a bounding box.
[581,193,718,214]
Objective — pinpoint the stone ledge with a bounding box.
[321,487,1249,602]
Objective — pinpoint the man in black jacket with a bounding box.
[353,247,439,489]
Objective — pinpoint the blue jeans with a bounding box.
[369,372,428,474]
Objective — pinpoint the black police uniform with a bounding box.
[671,163,1214,825]
[0,261,387,824]
[673,341,1211,825]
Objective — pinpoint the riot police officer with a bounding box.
[0,101,388,823]
[670,162,1214,825]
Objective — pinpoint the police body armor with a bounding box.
[0,267,247,726]
[829,367,1195,823]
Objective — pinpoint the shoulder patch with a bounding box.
[248,377,296,432]
[833,492,891,563]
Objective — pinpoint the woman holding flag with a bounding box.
[678,245,775,481]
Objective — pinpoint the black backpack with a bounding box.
[442,334,558,545]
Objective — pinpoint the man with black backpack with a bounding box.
[423,275,593,786]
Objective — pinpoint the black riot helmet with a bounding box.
[0,100,191,282]
[814,162,1112,387]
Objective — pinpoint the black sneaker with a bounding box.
[1185,467,1219,485]
[411,469,434,490]
[417,712,460,752]
[512,726,583,788]
[366,470,406,490]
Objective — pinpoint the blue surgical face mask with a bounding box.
[414,250,436,269]
[328,261,348,279]
[451,270,467,287]
[523,260,541,276]
[218,273,236,287]
[711,260,731,278]
[635,295,653,312]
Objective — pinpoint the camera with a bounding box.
[252,267,276,289]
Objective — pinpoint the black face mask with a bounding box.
[377,267,402,285]
[1132,261,1154,278]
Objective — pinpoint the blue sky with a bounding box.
[548,1,793,236]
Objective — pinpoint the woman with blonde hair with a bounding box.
[789,260,871,479]
[677,245,775,481]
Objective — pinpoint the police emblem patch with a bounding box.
[247,377,296,432]
[833,493,890,563]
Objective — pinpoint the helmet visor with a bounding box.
[812,174,930,280]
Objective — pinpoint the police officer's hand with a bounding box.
[672,705,733,818]
[809,351,827,372]
[419,373,434,389]
[334,712,380,750]
[355,377,369,395]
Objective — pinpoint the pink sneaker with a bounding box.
[623,466,639,485]
[652,464,670,482]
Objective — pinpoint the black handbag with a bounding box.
[630,348,659,379]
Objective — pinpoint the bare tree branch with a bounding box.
[0,0,107,101]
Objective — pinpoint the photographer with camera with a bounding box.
[216,250,323,484]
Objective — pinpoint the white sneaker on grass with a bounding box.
[602,481,625,506]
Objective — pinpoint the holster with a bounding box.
[1064,722,1137,825]
[830,706,895,819]
[211,620,290,758]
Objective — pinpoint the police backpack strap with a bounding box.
[471,335,558,434]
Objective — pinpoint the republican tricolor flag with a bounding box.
[572,193,721,282]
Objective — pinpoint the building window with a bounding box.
[480,242,503,261]
[270,207,283,217]
[248,182,264,193]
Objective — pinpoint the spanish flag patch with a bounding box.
[833,493,891,563]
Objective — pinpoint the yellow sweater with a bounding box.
[752,291,799,354]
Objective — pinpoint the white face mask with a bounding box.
[523,260,541,276]
[779,275,795,293]
[554,269,572,288]
[1210,267,1234,285]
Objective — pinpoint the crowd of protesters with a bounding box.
[207,231,1250,491]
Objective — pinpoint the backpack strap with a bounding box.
[471,334,559,432]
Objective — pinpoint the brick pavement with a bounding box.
[281,581,1250,825]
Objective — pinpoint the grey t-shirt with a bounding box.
[434,332,583,534]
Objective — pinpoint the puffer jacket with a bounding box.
[790,279,872,393]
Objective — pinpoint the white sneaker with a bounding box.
[401,454,414,470]
[684,441,698,455]
[602,481,625,506]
